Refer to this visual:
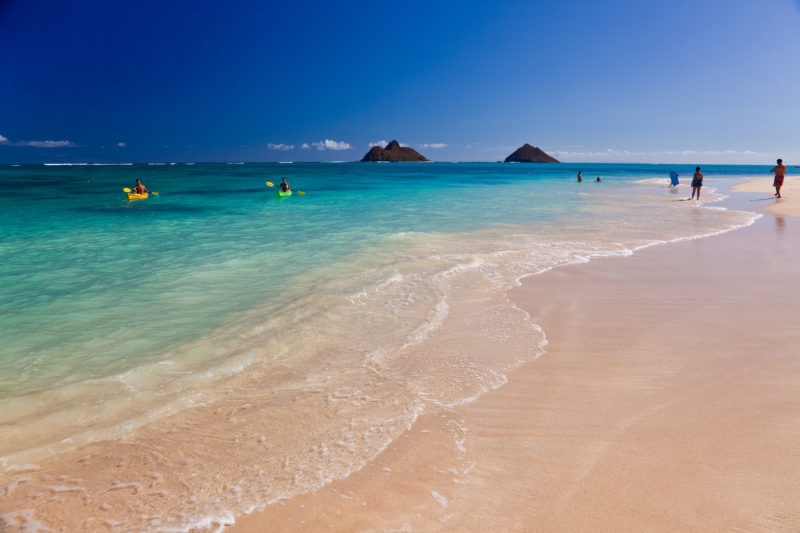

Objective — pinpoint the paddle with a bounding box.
[265,181,305,195]
[123,188,158,195]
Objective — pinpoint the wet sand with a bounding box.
[734,176,799,217]
[233,188,800,532]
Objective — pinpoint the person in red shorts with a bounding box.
[770,158,786,198]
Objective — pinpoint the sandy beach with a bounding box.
[232,185,800,532]
[3,0,799,529]
[734,176,799,217]
[2,177,795,532]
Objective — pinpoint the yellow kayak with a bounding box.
[127,192,149,201]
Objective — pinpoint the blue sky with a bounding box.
[1,0,798,164]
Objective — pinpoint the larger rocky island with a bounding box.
[361,140,428,162]
[504,144,560,163]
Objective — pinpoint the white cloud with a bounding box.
[312,139,352,151]
[268,143,294,151]
[551,148,762,158]
[551,149,657,159]
[0,134,78,148]
[18,140,77,148]
[420,143,447,149]
[550,148,766,163]
[369,140,388,148]
[117,142,127,147]
[301,143,310,149]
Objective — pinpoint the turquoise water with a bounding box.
[0,162,765,401]
[0,162,765,530]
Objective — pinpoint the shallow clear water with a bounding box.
[0,162,762,531]
[0,162,764,393]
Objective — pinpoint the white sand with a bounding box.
[233,212,800,532]
[734,176,800,217]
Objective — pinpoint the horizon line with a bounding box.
[0,160,788,167]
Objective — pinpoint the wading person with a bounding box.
[691,167,703,200]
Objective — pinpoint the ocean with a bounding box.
[0,162,762,531]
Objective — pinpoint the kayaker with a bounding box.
[132,179,148,194]
[279,178,291,192]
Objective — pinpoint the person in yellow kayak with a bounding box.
[132,179,148,194]
[279,177,291,192]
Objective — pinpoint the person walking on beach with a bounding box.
[577,171,582,182]
[770,158,786,198]
[279,177,291,192]
[132,178,148,194]
[691,167,703,200]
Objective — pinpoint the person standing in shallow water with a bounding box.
[770,158,786,198]
[691,167,703,200]
[577,171,582,182]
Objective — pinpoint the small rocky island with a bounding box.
[504,144,560,163]
[361,140,428,162]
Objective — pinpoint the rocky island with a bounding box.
[504,144,560,163]
[361,140,428,162]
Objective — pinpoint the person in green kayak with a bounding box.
[132,179,148,194]
[279,177,291,192]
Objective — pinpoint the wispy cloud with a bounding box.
[19,140,77,148]
[420,143,447,149]
[551,149,645,159]
[268,143,294,151]
[312,139,352,151]
[0,134,77,148]
[369,140,388,148]
[550,148,766,163]
[0,132,84,148]
[551,148,761,158]
[117,141,127,147]
[300,143,310,149]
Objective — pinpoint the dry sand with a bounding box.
[734,176,799,217]
[233,193,800,531]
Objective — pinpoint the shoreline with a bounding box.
[733,176,799,217]
[1,176,789,532]
[232,180,800,531]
